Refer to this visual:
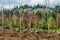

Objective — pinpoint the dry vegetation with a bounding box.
[0,29,59,40]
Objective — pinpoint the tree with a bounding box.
[3,9,10,16]
[12,15,17,28]
[54,5,60,13]
[48,17,57,29]
[51,11,57,19]
[36,11,42,18]
[40,18,48,30]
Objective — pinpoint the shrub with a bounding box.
[40,18,48,30]
[48,17,57,29]
[3,22,10,29]
[12,15,17,28]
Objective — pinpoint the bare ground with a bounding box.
[0,29,60,40]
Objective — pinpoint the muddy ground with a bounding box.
[0,29,60,40]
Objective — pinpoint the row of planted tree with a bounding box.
[0,9,60,32]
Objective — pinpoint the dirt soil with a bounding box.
[0,29,60,40]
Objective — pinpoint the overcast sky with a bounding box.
[0,0,60,9]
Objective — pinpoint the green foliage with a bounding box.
[55,5,60,13]
[12,15,17,28]
[0,16,2,26]
[0,5,60,32]
[49,29,58,33]
[13,9,19,16]
[0,21,2,26]
[30,20,41,31]
[20,23,25,30]
[48,17,57,29]
[3,18,11,29]
[3,23,10,29]
[32,22,38,30]
[21,9,28,16]
[51,11,57,19]
[40,18,48,30]
[36,11,42,17]
[16,23,25,30]
[3,9,10,15]
[11,15,25,30]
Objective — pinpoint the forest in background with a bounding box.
[0,4,60,33]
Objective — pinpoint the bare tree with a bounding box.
[2,0,4,30]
